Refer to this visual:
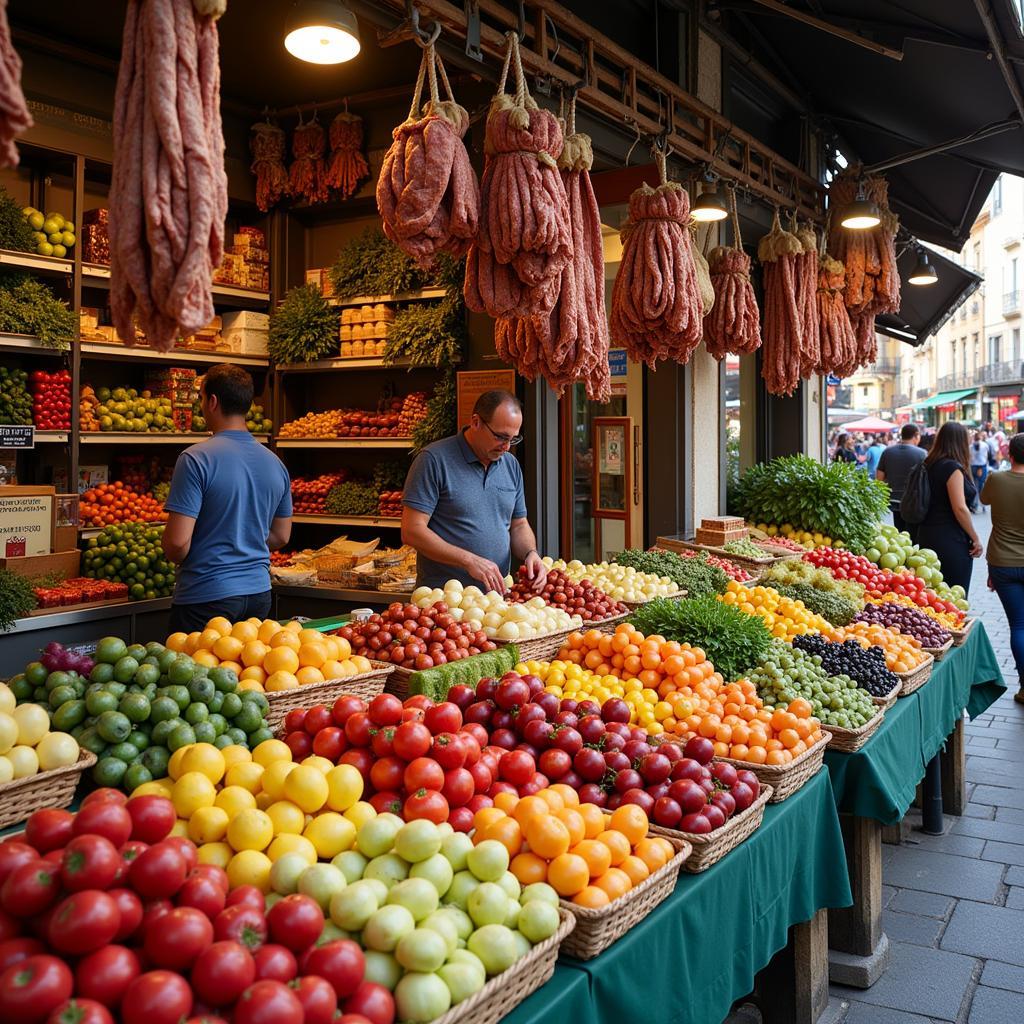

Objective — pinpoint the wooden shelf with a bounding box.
[328,288,446,308]
[81,432,270,445]
[34,430,70,443]
[292,514,402,527]
[0,333,66,357]
[81,263,111,281]
[80,341,269,367]
[278,356,411,373]
[274,437,414,449]
[212,284,270,305]
[0,249,73,275]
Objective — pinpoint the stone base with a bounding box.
[724,998,849,1023]
[828,932,891,988]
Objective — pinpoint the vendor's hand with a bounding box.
[524,551,548,591]
[466,555,506,595]
[970,539,983,558]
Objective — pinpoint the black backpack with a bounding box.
[900,462,931,524]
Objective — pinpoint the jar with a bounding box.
[350,608,374,622]
[340,341,353,357]
[339,324,352,341]
[375,321,389,338]
[360,304,374,322]
[352,340,365,356]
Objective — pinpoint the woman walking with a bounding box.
[981,432,1024,703]
[916,421,983,596]
[970,431,990,511]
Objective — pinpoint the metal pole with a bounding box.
[921,754,945,835]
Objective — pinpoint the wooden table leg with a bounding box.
[940,716,966,816]
[828,813,890,988]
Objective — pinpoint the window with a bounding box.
[972,334,979,372]
[989,334,1003,364]
[1014,328,1021,365]
[994,175,1004,216]
[861,385,869,398]
[974,242,982,272]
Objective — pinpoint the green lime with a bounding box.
[226,727,247,745]
[188,677,215,704]
[93,757,127,787]
[128,729,150,751]
[45,671,72,691]
[149,695,179,723]
[208,713,227,736]
[141,745,170,777]
[140,656,160,669]
[33,687,47,703]
[126,644,147,662]
[184,702,209,725]
[24,662,47,686]
[208,667,238,693]
[157,650,178,673]
[192,721,217,744]
[232,702,262,734]
[142,684,157,701]
[86,689,118,716]
[168,658,195,686]
[97,710,132,744]
[167,723,196,752]
[89,662,115,686]
[53,700,87,731]
[49,685,77,710]
[134,663,160,687]
[107,741,138,763]
[9,676,32,701]
[213,733,234,749]
[119,693,151,723]
[96,637,128,665]
[150,719,178,746]
[166,685,191,711]
[123,763,153,791]
[79,726,107,756]
[240,690,269,714]
[208,692,224,714]
[248,727,273,746]
[107,682,127,700]
[145,642,165,656]
[113,657,139,684]
[220,693,242,718]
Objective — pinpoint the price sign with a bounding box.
[457,370,516,428]
[0,426,34,449]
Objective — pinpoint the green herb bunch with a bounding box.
[0,366,31,424]
[325,481,379,517]
[0,186,35,253]
[385,289,466,368]
[772,584,856,626]
[612,548,728,596]
[0,569,37,632]
[268,284,339,364]
[372,460,409,492]
[329,228,429,299]
[413,370,456,453]
[762,558,866,608]
[734,455,889,554]
[0,273,77,351]
[628,594,773,681]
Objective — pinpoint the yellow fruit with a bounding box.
[172,771,217,817]
[225,762,264,793]
[183,632,202,655]
[12,705,49,746]
[321,637,340,661]
[0,713,18,755]
[197,628,222,651]
[241,642,270,668]
[213,635,244,662]
[170,819,190,838]
[351,656,372,674]
[8,745,38,778]
[215,785,258,818]
[297,628,323,645]
[132,779,174,799]
[197,842,233,869]
[304,813,356,858]
[227,850,272,892]
[168,745,191,781]
[227,808,274,852]
[266,800,306,835]
[301,755,334,775]
[179,744,226,784]
[265,671,299,692]
[258,619,281,643]
[166,632,189,653]
[264,647,300,675]
[269,631,301,652]
[221,745,252,769]
[326,765,364,811]
[343,800,377,831]
[0,684,14,715]
[334,637,352,660]
[283,765,329,813]
[193,650,219,669]
[0,756,12,783]
[284,620,303,635]
[35,732,79,771]
[260,760,297,801]
[253,739,292,767]
[240,666,268,684]
[188,805,229,844]
[231,621,259,642]
[321,660,347,681]
[206,616,233,636]
[255,792,274,810]
[219,661,243,676]
[296,666,325,686]
[238,678,265,693]
[267,833,317,864]
[297,644,327,668]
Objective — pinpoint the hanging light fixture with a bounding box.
[908,248,938,286]
[840,180,881,230]
[691,174,728,222]
[284,0,361,65]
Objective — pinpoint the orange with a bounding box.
[494,791,520,814]
[549,784,580,808]
[241,641,269,668]
[537,788,565,813]
[479,816,523,856]
[556,808,585,847]
[572,839,611,879]
[619,854,651,886]
[609,805,648,846]
[510,851,548,886]
[594,867,632,901]
[596,829,631,866]
[264,646,300,676]
[547,853,589,896]
[577,803,606,840]
[473,807,506,833]
[572,886,610,908]
[298,643,328,669]
[633,838,668,873]
[268,630,301,652]
[511,795,549,827]
[525,816,571,860]
[651,837,676,862]
[296,667,326,686]
[265,671,299,692]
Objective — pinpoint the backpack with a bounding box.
[900,462,931,524]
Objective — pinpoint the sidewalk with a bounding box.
[830,513,1024,1023]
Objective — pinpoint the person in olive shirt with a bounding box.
[981,432,1024,703]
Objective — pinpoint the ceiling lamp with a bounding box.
[285,1,361,65]
[908,249,938,286]
[691,180,728,222]
[840,181,881,230]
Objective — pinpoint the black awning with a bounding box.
[986,384,1023,398]
[712,1,1024,250]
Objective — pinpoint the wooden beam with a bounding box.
[746,0,904,61]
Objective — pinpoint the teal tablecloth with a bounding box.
[505,767,852,1024]
[824,623,1004,825]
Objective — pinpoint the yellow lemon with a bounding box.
[197,628,222,651]
[215,785,258,818]
[298,644,328,670]
[260,760,297,801]
[132,779,174,799]
[258,619,281,643]
[334,637,352,660]
[166,632,189,653]
[172,771,217,818]
[300,755,334,775]
[321,660,348,681]
[265,671,299,692]
[0,756,11,783]
[296,628,322,645]
[238,678,265,693]
[240,666,268,684]
[264,647,300,676]
[36,732,79,771]
[12,704,49,746]
[225,761,264,793]
[197,842,233,869]
[8,745,38,779]
[0,713,18,755]
[188,805,229,844]
[343,800,377,831]
[193,650,220,669]
[221,744,252,769]
[170,818,190,838]
[169,745,195,784]
[227,850,272,892]
[241,642,269,668]
[304,813,356,859]
[266,800,306,835]
[283,765,329,814]
[296,666,325,686]
[219,661,243,677]
[227,808,274,852]
[267,833,317,864]
[231,621,259,643]
[351,656,372,673]
[0,684,14,715]
[255,792,274,810]
[206,616,233,636]
[179,743,226,784]
[284,620,303,635]
[321,637,340,661]
[268,630,301,652]
[253,738,292,767]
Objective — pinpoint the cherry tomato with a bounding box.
[302,706,333,735]
[368,756,404,793]
[190,941,256,1008]
[342,982,395,1024]
[393,721,432,760]
[73,946,141,1009]
[120,971,193,1024]
[189,865,230,894]
[0,955,74,1024]
[233,981,303,1024]
[61,836,120,893]
[404,757,444,792]
[225,885,264,912]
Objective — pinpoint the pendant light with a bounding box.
[840,181,881,230]
[691,174,728,222]
[908,248,938,286]
[285,1,361,65]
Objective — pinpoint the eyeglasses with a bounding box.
[481,419,523,447]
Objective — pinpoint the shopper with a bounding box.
[981,432,1024,704]
[916,421,983,596]
[162,364,292,633]
[401,389,547,593]
[970,430,990,511]
[876,423,926,537]
[832,433,858,464]
[864,435,886,479]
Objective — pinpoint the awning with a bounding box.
[985,384,1023,398]
[914,389,978,409]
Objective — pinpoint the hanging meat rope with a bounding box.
[703,188,761,360]
[0,0,31,168]
[288,112,330,205]
[464,32,571,319]
[325,105,369,200]
[492,92,610,400]
[609,145,704,368]
[692,226,715,318]
[757,210,804,395]
[794,221,821,378]
[249,119,288,213]
[816,252,859,378]
[109,0,229,353]
[377,37,479,267]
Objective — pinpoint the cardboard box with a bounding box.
[223,328,269,356]
[0,549,82,580]
[222,311,269,332]
[0,486,55,557]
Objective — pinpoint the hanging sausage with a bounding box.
[757,210,804,395]
[0,0,31,168]
[816,253,858,377]
[325,106,369,200]
[249,119,288,213]
[288,112,329,206]
[794,221,821,378]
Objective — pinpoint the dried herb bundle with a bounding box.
[269,284,339,364]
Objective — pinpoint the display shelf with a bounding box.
[80,340,269,368]
[329,288,446,308]
[8,596,173,634]
[0,249,73,275]
[81,262,111,281]
[35,430,70,443]
[292,513,402,528]
[0,333,66,357]
[275,437,413,449]
[277,356,411,373]
[212,284,271,306]
[81,432,271,445]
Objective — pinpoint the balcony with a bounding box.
[937,372,972,391]
[893,393,911,407]
[979,360,1024,385]
[1004,291,1021,317]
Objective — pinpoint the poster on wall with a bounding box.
[457,370,517,428]
[598,425,625,475]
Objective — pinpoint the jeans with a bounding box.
[971,464,988,507]
[989,565,1024,683]
[169,590,273,634]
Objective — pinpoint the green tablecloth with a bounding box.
[505,768,852,1024]
[824,623,1004,825]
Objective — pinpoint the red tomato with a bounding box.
[338,748,374,782]
[46,999,114,1024]
[189,865,230,894]
[0,906,19,942]
[441,768,474,807]
[114,842,148,886]
[459,724,487,753]
[124,797,175,845]
[24,811,74,855]
[498,749,535,786]
[331,696,367,727]
[283,709,307,733]
[284,732,312,760]
[312,727,345,762]
[368,756,404,793]
[140,898,173,933]
[48,891,120,956]
[128,842,188,899]
[431,733,466,770]
[80,790,127,809]
[144,907,213,969]
[403,757,444,792]
[1,861,61,918]
[61,835,120,893]
[213,905,267,952]
[289,976,336,1024]
[265,895,323,954]
[423,702,462,734]
[0,955,74,1024]
[73,945,141,1009]
[120,971,193,1024]
[224,885,264,912]
[343,982,395,1024]
[71,804,132,848]
[302,706,333,736]
[0,938,44,973]
[161,837,197,873]
[403,788,449,824]
[233,981,303,1024]
[300,940,365,999]
[369,791,403,816]
[468,760,493,792]
[251,944,296,983]
[0,844,39,888]
[190,941,256,1008]
[343,712,373,747]
[393,721,431,761]
[175,875,226,919]
[367,694,403,727]
[370,727,395,759]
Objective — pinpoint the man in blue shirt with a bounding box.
[864,435,887,479]
[162,364,292,633]
[402,389,547,594]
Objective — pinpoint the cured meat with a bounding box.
[609,150,704,368]
[795,223,821,378]
[816,254,858,377]
[288,115,329,205]
[757,211,803,395]
[249,119,288,213]
[109,0,228,353]
[377,41,479,267]
[464,32,571,318]
[692,230,715,318]
[0,0,31,168]
[325,108,369,200]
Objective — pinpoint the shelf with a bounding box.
[81,262,111,281]
[80,340,269,367]
[0,333,66,357]
[0,249,73,275]
[292,514,402,527]
[8,596,173,635]
[81,432,270,445]
[35,430,70,443]
[329,288,446,308]
[82,268,269,308]
[278,357,411,373]
[275,437,414,449]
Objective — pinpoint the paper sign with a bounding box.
[0,425,34,448]
[599,425,625,475]
[457,370,516,428]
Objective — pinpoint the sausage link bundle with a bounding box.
[816,254,858,377]
[0,0,31,168]
[109,0,228,353]
[250,120,288,213]
[757,211,804,395]
[377,42,480,267]
[325,110,369,200]
[609,156,704,368]
[288,116,329,205]
[795,224,821,378]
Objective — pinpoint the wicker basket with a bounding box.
[0,750,97,829]
[622,589,685,612]
[651,785,772,872]
[659,537,796,572]
[825,707,885,752]
[923,636,954,661]
[558,834,690,959]
[896,653,934,697]
[431,908,576,1024]
[871,683,900,711]
[379,661,413,700]
[264,664,392,728]
[716,733,830,803]
[950,617,976,647]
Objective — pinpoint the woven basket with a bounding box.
[558,833,689,959]
[622,589,685,612]
[716,733,830,803]
[950,617,976,647]
[0,750,97,829]
[871,683,900,711]
[264,665,392,728]
[431,908,576,1024]
[379,661,413,700]
[661,537,794,572]
[923,636,954,662]
[825,707,885,752]
[896,653,934,697]
[651,785,772,872]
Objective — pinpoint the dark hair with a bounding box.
[900,423,920,441]
[202,364,254,416]
[473,389,521,420]
[1009,433,1024,464]
[832,432,849,460]
[925,421,971,475]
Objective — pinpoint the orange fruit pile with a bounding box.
[823,621,928,672]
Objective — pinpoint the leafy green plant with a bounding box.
[372,460,409,492]
[0,273,77,351]
[413,370,456,453]
[0,569,37,632]
[325,481,379,516]
[772,583,857,626]
[268,283,339,364]
[385,290,465,368]
[612,548,728,596]
[0,186,35,253]
[628,594,773,680]
[329,228,430,299]
[734,455,889,554]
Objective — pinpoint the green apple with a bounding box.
[467,882,509,927]
[386,877,439,922]
[363,904,415,952]
[444,870,481,911]
[520,882,559,908]
[27,212,44,231]
[420,910,459,955]
[364,853,409,889]
[439,960,486,1005]
[467,923,519,975]
[441,832,473,872]
[37,241,54,256]
[395,819,442,863]
[45,213,64,229]
[395,927,448,972]
[395,972,451,1023]
[61,231,75,248]
[517,899,560,942]
[297,863,347,909]
[51,244,66,258]
[466,840,509,882]
[48,232,63,245]
[357,816,402,858]
[409,852,454,896]
[363,949,402,990]
[330,880,379,931]
[269,852,309,895]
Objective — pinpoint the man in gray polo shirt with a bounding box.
[876,423,926,538]
[401,389,548,593]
